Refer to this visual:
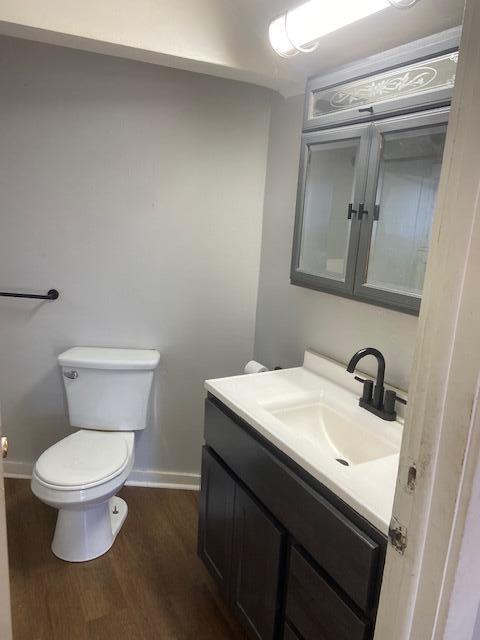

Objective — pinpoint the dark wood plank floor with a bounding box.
[5,479,246,640]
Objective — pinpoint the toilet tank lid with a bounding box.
[58,347,160,370]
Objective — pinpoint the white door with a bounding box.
[0,409,12,640]
[374,2,480,638]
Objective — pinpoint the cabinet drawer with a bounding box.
[205,398,383,612]
[286,547,369,640]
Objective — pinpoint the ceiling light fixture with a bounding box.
[269,0,422,58]
[388,0,421,6]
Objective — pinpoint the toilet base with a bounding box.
[52,497,128,562]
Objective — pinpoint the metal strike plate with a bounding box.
[389,517,408,555]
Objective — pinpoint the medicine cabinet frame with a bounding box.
[291,27,461,315]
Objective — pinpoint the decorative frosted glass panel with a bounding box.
[365,125,447,296]
[298,139,359,281]
[310,52,457,120]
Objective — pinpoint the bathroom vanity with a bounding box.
[198,351,404,640]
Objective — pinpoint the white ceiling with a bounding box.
[0,0,465,96]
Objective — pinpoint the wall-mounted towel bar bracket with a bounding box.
[0,289,59,300]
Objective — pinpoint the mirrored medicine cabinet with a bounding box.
[291,28,461,315]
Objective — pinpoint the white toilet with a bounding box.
[31,346,160,562]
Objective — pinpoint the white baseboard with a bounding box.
[126,469,200,490]
[3,460,33,479]
[3,460,200,491]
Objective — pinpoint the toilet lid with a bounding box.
[35,430,132,488]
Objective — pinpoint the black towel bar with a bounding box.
[0,289,59,300]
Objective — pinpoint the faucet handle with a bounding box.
[384,389,407,416]
[354,376,374,403]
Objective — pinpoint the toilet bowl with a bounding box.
[31,430,134,561]
[31,347,160,562]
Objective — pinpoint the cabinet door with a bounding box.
[198,447,235,594]
[354,108,449,313]
[231,485,285,640]
[291,124,371,296]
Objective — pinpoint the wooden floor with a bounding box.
[5,479,247,640]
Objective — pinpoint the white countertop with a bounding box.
[205,350,405,535]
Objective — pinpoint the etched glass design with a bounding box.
[311,52,457,119]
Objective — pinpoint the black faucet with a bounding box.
[346,347,406,421]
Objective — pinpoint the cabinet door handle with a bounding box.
[347,203,357,220]
[358,203,368,219]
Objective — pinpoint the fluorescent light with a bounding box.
[269,0,391,57]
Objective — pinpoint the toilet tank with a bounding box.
[58,347,160,431]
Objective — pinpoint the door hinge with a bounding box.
[389,517,408,555]
[407,464,417,492]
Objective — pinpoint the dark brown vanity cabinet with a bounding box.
[198,396,387,640]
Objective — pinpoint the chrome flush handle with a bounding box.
[64,370,78,380]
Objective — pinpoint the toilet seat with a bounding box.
[34,430,134,491]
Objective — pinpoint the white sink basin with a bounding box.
[205,349,405,534]
[267,400,398,466]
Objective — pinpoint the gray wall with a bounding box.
[254,93,418,390]
[0,36,272,480]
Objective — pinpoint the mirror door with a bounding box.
[354,109,449,313]
[291,124,371,296]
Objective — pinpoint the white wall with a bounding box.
[253,93,418,390]
[0,35,272,484]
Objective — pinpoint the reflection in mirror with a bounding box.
[366,125,447,296]
[299,139,359,282]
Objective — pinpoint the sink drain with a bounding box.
[336,458,350,467]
